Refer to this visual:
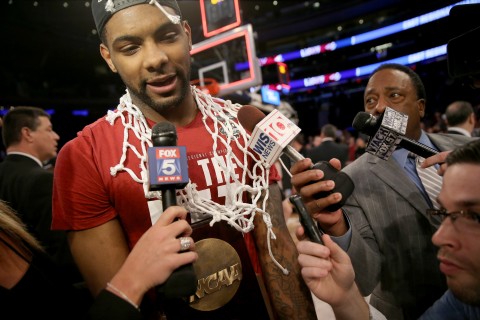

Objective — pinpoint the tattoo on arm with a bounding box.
[253,182,316,320]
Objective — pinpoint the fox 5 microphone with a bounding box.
[352,107,438,160]
[237,105,354,212]
[147,121,197,298]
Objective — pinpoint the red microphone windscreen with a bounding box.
[237,105,266,133]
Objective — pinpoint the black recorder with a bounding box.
[290,194,323,244]
[309,161,355,212]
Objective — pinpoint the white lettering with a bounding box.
[197,158,212,186]
[158,149,178,157]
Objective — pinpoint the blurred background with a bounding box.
[1,0,480,151]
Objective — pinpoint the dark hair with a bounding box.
[2,107,50,148]
[321,124,338,139]
[294,132,305,145]
[445,100,474,126]
[92,0,182,45]
[446,139,480,166]
[372,63,427,101]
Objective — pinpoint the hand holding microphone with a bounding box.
[108,206,198,307]
[147,122,197,299]
[237,105,354,212]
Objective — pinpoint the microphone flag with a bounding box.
[365,107,408,160]
[148,146,189,189]
[247,109,301,166]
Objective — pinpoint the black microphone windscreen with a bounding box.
[152,121,176,135]
[152,121,177,146]
[352,112,382,136]
[352,112,373,131]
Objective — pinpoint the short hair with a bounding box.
[321,124,338,139]
[446,139,480,166]
[372,63,427,101]
[444,101,474,127]
[293,132,305,145]
[2,107,50,148]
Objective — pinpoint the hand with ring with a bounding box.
[108,206,198,302]
[179,236,192,252]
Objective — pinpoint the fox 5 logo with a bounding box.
[157,158,181,176]
[155,147,182,178]
[148,146,189,185]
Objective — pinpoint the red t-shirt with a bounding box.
[52,107,280,271]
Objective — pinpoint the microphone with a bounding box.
[289,194,324,244]
[147,121,197,298]
[237,105,306,165]
[237,105,354,212]
[352,107,438,160]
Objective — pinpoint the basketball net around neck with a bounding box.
[105,86,288,274]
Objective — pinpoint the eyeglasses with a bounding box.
[427,209,480,224]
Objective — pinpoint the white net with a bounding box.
[103,0,181,25]
[106,86,289,274]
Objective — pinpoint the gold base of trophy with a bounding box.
[189,238,242,311]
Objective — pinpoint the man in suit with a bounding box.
[0,106,79,281]
[444,100,475,137]
[290,63,474,320]
[295,139,480,320]
[306,124,349,167]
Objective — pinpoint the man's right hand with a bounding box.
[290,158,348,236]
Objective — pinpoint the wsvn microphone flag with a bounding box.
[147,146,189,188]
[248,109,301,166]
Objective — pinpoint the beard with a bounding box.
[125,71,190,114]
[449,279,480,306]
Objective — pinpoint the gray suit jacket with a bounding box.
[342,133,475,320]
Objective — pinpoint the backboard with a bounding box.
[190,24,262,97]
[200,0,242,38]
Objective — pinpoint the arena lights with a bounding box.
[234,0,480,72]
[274,0,480,65]
[286,45,447,92]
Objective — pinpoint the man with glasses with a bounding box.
[290,63,474,319]
[295,139,480,319]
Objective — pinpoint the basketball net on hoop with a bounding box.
[190,78,220,96]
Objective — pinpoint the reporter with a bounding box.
[89,206,197,319]
[0,202,197,320]
[296,233,370,320]
[291,63,473,320]
[296,139,480,320]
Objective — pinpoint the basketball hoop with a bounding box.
[190,78,220,96]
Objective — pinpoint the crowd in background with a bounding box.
[296,100,480,167]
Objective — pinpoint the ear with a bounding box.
[470,112,476,125]
[183,21,193,50]
[21,127,34,143]
[100,44,117,73]
[418,99,426,118]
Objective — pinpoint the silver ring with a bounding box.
[179,237,191,252]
